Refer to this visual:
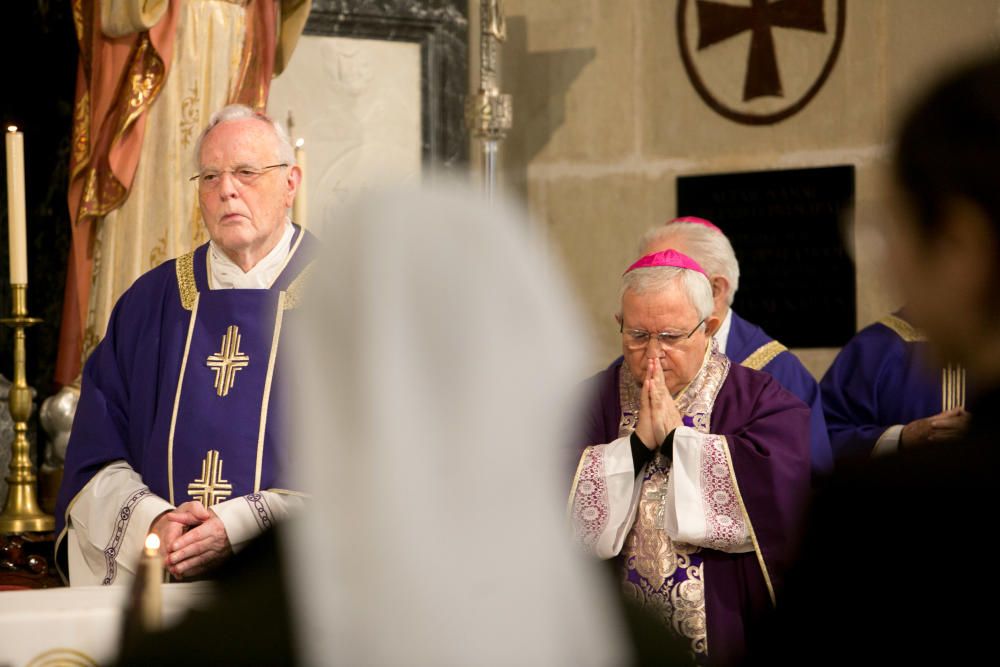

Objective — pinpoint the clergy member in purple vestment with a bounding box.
[54,105,316,586]
[820,310,970,462]
[635,217,833,478]
[569,249,812,666]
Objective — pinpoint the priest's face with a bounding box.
[197,118,300,267]
[619,283,714,395]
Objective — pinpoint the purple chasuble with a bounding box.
[820,312,967,462]
[55,227,318,571]
[575,352,811,666]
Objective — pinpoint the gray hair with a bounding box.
[194,104,296,169]
[639,221,741,305]
[619,266,715,322]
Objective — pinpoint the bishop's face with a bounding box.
[197,118,299,266]
[619,283,714,396]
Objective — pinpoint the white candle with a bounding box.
[294,138,307,229]
[5,126,28,285]
[141,533,163,630]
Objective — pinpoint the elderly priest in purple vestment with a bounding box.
[569,249,812,666]
[54,104,317,585]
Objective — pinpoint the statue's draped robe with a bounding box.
[820,312,968,462]
[57,0,310,384]
[571,346,811,666]
[54,227,317,585]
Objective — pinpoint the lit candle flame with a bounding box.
[7,126,17,133]
[145,533,161,551]
[295,138,304,148]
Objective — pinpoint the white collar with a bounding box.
[209,221,295,289]
[714,308,733,354]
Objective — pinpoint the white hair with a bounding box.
[619,266,715,322]
[639,221,741,305]
[194,104,296,169]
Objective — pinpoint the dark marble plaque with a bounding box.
[307,0,469,170]
[677,166,855,348]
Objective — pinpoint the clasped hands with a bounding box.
[634,358,684,451]
[149,500,232,578]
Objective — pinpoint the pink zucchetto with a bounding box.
[624,248,708,276]
[669,216,723,234]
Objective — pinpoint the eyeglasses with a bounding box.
[189,163,288,190]
[620,318,706,350]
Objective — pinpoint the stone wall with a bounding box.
[490,0,1000,377]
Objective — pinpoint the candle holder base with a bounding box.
[0,482,54,533]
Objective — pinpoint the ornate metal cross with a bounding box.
[187,449,233,506]
[206,325,250,397]
[696,0,827,101]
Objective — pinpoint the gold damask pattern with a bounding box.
[149,234,168,268]
[740,340,787,371]
[71,89,90,178]
[617,342,731,657]
[179,81,201,148]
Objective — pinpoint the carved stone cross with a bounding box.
[696,0,827,101]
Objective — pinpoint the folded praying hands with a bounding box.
[635,358,684,450]
[149,500,233,579]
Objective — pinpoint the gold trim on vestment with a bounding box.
[168,295,201,504]
[206,247,214,290]
[255,292,286,492]
[740,340,788,371]
[879,314,926,343]
[175,250,198,310]
[269,226,306,288]
[717,435,776,606]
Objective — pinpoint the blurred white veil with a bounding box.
[284,183,628,666]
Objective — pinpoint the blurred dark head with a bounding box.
[891,54,1000,381]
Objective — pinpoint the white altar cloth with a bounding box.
[0,582,215,666]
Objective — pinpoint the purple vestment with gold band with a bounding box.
[55,226,317,571]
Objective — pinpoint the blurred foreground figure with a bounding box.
[286,185,629,665]
[751,55,1000,665]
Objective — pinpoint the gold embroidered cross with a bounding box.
[187,449,233,506]
[206,325,250,397]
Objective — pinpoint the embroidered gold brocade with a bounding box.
[617,343,731,656]
[741,340,787,371]
[176,251,198,310]
[71,90,90,179]
[112,34,167,149]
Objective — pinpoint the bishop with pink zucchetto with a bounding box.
[569,248,812,665]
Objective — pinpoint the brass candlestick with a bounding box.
[0,283,52,533]
[466,0,513,201]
